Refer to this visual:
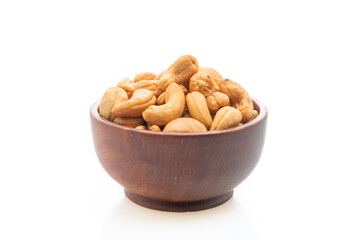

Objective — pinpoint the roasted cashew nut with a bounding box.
[142,83,185,126]
[156,84,189,105]
[134,72,156,82]
[135,125,147,130]
[163,118,207,133]
[146,123,162,132]
[158,55,199,91]
[186,92,213,129]
[112,89,156,117]
[253,110,258,119]
[114,116,145,127]
[219,79,254,123]
[206,92,230,114]
[117,80,161,98]
[156,91,166,105]
[189,67,222,97]
[99,87,128,121]
[210,106,242,131]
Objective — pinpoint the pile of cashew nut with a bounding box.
[99,55,258,132]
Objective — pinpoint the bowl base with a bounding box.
[124,189,233,212]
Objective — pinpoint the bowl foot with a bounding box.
[124,189,233,212]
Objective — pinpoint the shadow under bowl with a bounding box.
[90,99,267,212]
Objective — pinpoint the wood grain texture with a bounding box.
[125,189,234,212]
[90,99,268,212]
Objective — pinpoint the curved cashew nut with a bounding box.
[99,87,128,121]
[189,67,222,97]
[206,92,230,114]
[163,118,207,132]
[220,78,250,97]
[219,79,254,123]
[117,80,161,98]
[114,116,145,127]
[210,106,242,131]
[134,72,156,82]
[186,92,212,129]
[158,55,199,91]
[142,83,185,126]
[157,84,189,105]
[112,89,156,117]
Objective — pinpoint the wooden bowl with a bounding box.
[90,99,267,212]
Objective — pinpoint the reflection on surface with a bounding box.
[101,193,254,239]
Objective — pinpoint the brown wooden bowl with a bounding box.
[90,99,267,212]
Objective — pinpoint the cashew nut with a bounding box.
[146,123,161,132]
[163,118,207,133]
[158,55,199,91]
[210,106,242,131]
[156,84,188,106]
[220,78,250,97]
[186,92,212,129]
[142,83,185,126]
[112,89,156,117]
[156,91,166,105]
[189,67,222,97]
[206,92,230,114]
[118,80,161,98]
[114,116,145,127]
[99,87,128,121]
[250,110,259,121]
[134,72,156,82]
[219,79,254,123]
[135,125,147,130]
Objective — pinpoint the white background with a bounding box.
[1,0,359,239]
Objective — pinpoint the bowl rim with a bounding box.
[90,98,267,136]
